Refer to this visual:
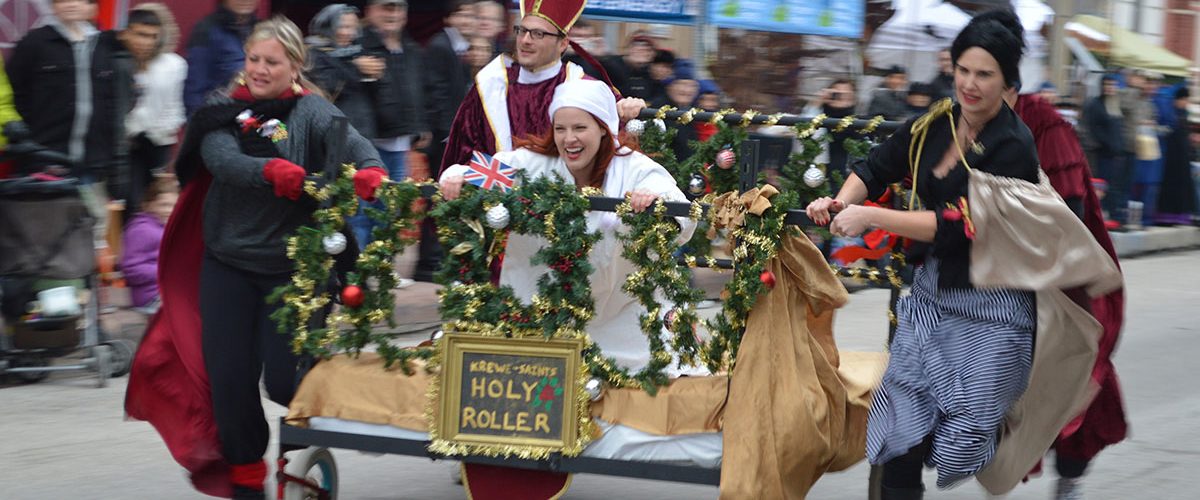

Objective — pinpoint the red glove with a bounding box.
[262,158,306,200]
[354,167,388,201]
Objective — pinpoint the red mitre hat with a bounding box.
[520,0,587,34]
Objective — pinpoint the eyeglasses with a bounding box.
[513,26,564,41]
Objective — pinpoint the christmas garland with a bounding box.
[269,165,427,371]
[432,174,717,393]
[432,173,599,339]
[699,186,801,372]
[611,197,705,392]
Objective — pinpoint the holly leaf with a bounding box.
[553,387,563,396]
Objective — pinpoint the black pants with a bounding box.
[1056,453,1089,479]
[200,253,307,465]
[415,133,448,283]
[126,134,171,220]
[882,435,933,490]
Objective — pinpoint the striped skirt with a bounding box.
[866,259,1036,488]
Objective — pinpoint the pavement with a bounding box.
[1108,225,1200,258]
[3,235,1199,499]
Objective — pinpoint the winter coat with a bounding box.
[308,46,379,139]
[359,28,428,139]
[423,28,470,134]
[0,55,22,148]
[126,2,186,146]
[121,212,165,307]
[183,6,254,115]
[867,88,910,121]
[7,25,133,183]
[1083,96,1125,158]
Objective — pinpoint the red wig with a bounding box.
[515,114,640,189]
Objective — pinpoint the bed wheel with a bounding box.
[282,447,338,500]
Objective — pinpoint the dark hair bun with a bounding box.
[950,9,1026,88]
[972,9,1025,51]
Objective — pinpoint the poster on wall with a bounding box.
[709,0,864,38]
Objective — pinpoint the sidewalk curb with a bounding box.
[1110,226,1200,258]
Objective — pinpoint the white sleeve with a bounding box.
[438,163,470,182]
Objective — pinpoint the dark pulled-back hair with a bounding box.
[950,9,1025,89]
[126,8,163,27]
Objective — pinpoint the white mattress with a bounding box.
[307,417,723,469]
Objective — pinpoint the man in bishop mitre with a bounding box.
[439,0,643,172]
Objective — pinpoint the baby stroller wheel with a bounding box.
[281,447,338,500]
[91,345,112,388]
[102,339,135,377]
[12,357,50,384]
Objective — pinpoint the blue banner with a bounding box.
[584,0,694,22]
[709,0,864,38]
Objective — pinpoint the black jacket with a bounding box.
[7,26,132,185]
[308,46,379,139]
[852,102,1039,289]
[359,28,428,139]
[423,29,470,134]
[601,55,663,104]
[1082,96,1125,158]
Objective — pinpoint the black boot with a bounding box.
[231,485,265,500]
[881,485,924,500]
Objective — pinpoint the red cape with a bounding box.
[124,84,313,498]
[124,168,231,497]
[1015,95,1127,460]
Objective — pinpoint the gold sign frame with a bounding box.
[429,333,591,459]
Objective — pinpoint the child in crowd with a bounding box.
[120,175,177,314]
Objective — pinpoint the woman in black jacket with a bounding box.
[305,3,377,140]
[1082,74,1128,222]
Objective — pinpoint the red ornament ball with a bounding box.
[341,285,365,308]
[716,149,736,169]
[759,270,776,289]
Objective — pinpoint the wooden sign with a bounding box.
[433,333,586,456]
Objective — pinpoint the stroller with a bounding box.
[0,123,132,386]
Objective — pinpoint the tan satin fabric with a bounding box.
[590,376,728,435]
[967,169,1123,495]
[286,353,435,432]
[719,235,886,500]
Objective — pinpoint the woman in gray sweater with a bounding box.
[125,17,387,500]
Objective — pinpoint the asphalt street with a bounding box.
[2,250,1197,499]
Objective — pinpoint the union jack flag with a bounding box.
[463,151,516,192]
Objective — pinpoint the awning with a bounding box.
[1067,14,1194,77]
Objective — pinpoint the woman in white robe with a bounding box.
[440,79,696,373]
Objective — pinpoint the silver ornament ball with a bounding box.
[652,118,667,132]
[688,174,706,195]
[430,330,445,342]
[322,233,347,255]
[626,119,645,136]
[803,165,826,188]
[485,204,510,229]
[584,378,604,401]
